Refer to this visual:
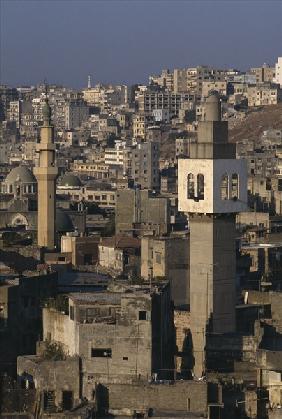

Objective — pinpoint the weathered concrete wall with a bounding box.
[105,381,207,415]
[141,236,189,307]
[17,356,80,408]
[43,308,77,356]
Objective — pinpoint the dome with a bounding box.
[59,173,82,188]
[5,166,36,185]
[56,209,74,233]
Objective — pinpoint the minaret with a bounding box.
[178,93,247,377]
[88,75,92,89]
[34,91,58,249]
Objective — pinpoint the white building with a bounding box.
[274,57,282,87]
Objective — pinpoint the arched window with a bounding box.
[187,173,194,199]
[197,174,204,200]
[231,173,239,200]
[221,173,229,200]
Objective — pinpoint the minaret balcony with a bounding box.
[33,167,58,179]
[36,143,56,152]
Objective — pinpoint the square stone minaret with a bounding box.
[178,93,247,377]
[34,97,58,249]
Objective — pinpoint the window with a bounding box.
[156,253,161,264]
[231,173,239,199]
[221,173,229,200]
[187,173,194,199]
[139,311,147,320]
[123,356,128,361]
[91,348,112,358]
[62,391,73,411]
[197,174,204,200]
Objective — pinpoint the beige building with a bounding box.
[98,235,140,274]
[250,64,275,83]
[175,66,226,95]
[72,160,110,179]
[274,57,282,87]
[149,68,174,90]
[247,84,282,107]
[132,113,154,139]
[202,81,227,98]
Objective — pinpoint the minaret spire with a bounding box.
[33,83,58,249]
[87,75,92,89]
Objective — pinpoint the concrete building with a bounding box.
[98,235,140,275]
[132,112,154,139]
[141,235,189,307]
[175,66,226,95]
[149,68,174,90]
[0,271,57,375]
[247,84,282,107]
[17,281,174,402]
[178,93,248,376]
[116,188,170,236]
[274,57,282,87]
[64,99,89,129]
[0,85,19,121]
[250,64,275,83]
[7,100,22,127]
[33,95,58,249]
[130,141,160,190]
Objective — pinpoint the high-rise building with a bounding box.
[34,94,58,249]
[178,93,247,377]
[131,141,160,190]
[274,57,282,87]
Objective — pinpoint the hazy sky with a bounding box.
[1,0,282,88]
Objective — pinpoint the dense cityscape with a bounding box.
[1,33,282,418]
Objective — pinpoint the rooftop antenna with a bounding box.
[88,75,92,89]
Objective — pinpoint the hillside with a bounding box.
[229,104,282,143]
[160,104,282,160]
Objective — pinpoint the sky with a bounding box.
[0,0,282,88]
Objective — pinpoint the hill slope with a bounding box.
[229,104,282,143]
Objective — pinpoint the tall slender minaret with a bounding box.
[88,75,92,89]
[178,93,247,377]
[34,91,58,249]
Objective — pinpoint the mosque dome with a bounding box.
[56,209,74,233]
[5,166,36,185]
[59,173,82,188]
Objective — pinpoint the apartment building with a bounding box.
[132,113,154,139]
[64,99,89,129]
[202,80,227,97]
[72,160,110,179]
[247,84,282,106]
[274,57,282,87]
[131,141,160,190]
[250,64,275,83]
